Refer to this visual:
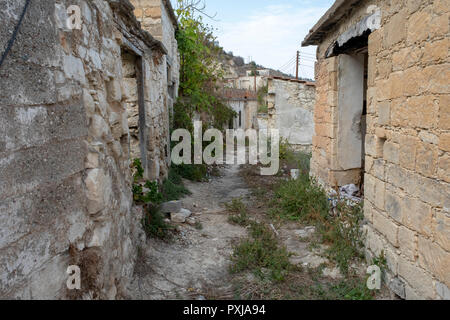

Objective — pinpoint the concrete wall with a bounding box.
[265,78,316,150]
[0,0,174,299]
[308,0,449,299]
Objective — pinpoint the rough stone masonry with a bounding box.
[0,0,179,299]
[303,0,449,299]
[265,77,316,152]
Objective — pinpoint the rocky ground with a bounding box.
[127,161,391,300]
[128,164,249,299]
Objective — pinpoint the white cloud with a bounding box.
[214,3,329,79]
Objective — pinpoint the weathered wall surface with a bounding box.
[131,0,180,105]
[309,0,449,299]
[0,0,174,299]
[131,0,180,178]
[266,78,315,151]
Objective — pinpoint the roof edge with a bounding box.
[108,0,167,54]
[302,0,361,46]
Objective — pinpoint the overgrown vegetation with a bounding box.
[271,171,365,275]
[171,1,236,181]
[228,196,373,300]
[270,174,329,223]
[161,168,192,201]
[131,159,190,239]
[230,221,294,282]
[226,198,250,226]
[257,85,268,113]
[278,139,312,175]
[174,0,235,131]
[270,142,365,274]
[231,143,378,300]
[172,163,208,182]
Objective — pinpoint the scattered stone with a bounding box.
[160,201,182,214]
[294,226,316,239]
[322,267,342,280]
[436,282,450,300]
[179,208,192,218]
[389,277,406,299]
[171,212,187,223]
[186,217,196,226]
[290,169,300,180]
[196,295,206,300]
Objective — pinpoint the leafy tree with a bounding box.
[174,0,236,132]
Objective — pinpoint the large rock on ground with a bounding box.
[160,200,182,214]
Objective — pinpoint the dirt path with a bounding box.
[127,164,250,300]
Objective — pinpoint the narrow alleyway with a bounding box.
[128,164,250,300]
[127,159,350,300]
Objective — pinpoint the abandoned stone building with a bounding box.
[303,0,449,299]
[221,88,258,130]
[262,77,316,151]
[0,0,178,299]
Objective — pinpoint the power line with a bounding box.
[278,56,297,71]
[299,50,316,57]
[279,58,297,74]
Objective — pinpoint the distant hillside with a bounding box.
[218,49,313,81]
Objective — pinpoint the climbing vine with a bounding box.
[174,0,236,132]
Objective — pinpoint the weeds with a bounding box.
[270,169,365,275]
[270,174,330,222]
[161,169,191,201]
[172,163,208,182]
[230,222,293,282]
[142,205,174,240]
[320,202,365,275]
[226,198,250,226]
[131,159,190,240]
[194,221,203,230]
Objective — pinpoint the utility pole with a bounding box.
[296,51,300,80]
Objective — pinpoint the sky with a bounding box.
[173,0,335,79]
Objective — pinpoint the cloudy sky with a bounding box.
[174,0,335,79]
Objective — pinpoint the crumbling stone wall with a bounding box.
[0,0,173,299]
[131,0,180,115]
[131,0,180,179]
[266,78,316,151]
[306,0,449,299]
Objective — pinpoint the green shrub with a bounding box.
[172,163,208,182]
[327,278,374,300]
[142,205,174,240]
[271,174,330,222]
[226,198,250,226]
[320,202,365,275]
[271,171,365,274]
[161,169,191,201]
[230,222,292,282]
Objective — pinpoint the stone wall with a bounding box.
[131,0,180,177]
[307,0,449,299]
[0,0,173,299]
[131,0,180,106]
[266,78,316,151]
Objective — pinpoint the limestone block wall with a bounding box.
[266,78,316,151]
[0,0,172,299]
[131,0,180,104]
[309,0,449,299]
[131,0,180,174]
